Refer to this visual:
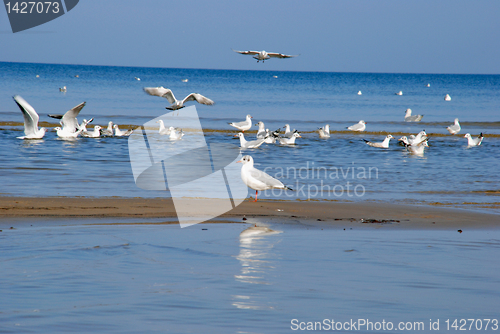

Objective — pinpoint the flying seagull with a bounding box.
[232,49,299,63]
[12,95,47,139]
[143,87,215,110]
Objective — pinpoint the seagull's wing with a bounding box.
[267,52,299,58]
[13,95,39,136]
[61,102,86,132]
[232,49,260,55]
[348,123,363,131]
[249,168,285,188]
[182,93,215,106]
[48,114,64,119]
[143,87,176,104]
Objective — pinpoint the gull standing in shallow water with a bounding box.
[238,155,292,202]
[101,121,114,136]
[464,133,483,146]
[229,115,253,132]
[48,101,87,133]
[54,127,82,139]
[255,121,266,138]
[318,124,330,138]
[168,127,184,140]
[82,126,102,138]
[156,120,171,135]
[236,133,265,149]
[404,108,423,122]
[12,95,47,139]
[347,120,366,132]
[363,135,393,148]
[113,124,134,137]
[446,118,461,134]
[143,87,215,110]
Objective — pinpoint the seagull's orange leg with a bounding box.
[254,190,258,202]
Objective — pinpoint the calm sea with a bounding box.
[0,61,499,213]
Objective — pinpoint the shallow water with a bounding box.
[0,220,499,333]
[0,62,499,213]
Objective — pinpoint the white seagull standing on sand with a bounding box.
[318,124,330,138]
[12,95,48,139]
[238,155,292,202]
[235,133,265,149]
[464,133,483,146]
[347,120,366,132]
[113,124,134,137]
[404,108,423,122]
[232,49,299,63]
[229,115,253,132]
[446,118,461,134]
[363,135,393,148]
[143,87,215,110]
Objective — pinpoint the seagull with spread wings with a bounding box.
[143,87,214,110]
[12,95,47,139]
[232,49,299,63]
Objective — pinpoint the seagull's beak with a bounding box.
[237,160,242,163]
[233,134,239,137]
[298,135,302,138]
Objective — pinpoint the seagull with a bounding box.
[357,91,362,95]
[318,124,330,138]
[347,120,366,132]
[229,115,253,132]
[168,126,184,140]
[78,118,94,132]
[363,135,393,148]
[398,130,427,146]
[255,121,266,138]
[135,77,140,81]
[143,87,215,110]
[283,124,299,138]
[232,49,299,63]
[263,129,279,144]
[12,95,47,139]
[113,124,134,137]
[446,118,461,134]
[444,94,451,101]
[48,101,87,133]
[403,138,429,155]
[236,133,265,149]
[464,133,483,146]
[238,155,292,202]
[59,86,67,92]
[395,91,403,95]
[54,126,82,139]
[82,126,102,138]
[101,121,114,136]
[279,132,301,145]
[404,108,423,122]
[156,120,172,135]
[427,83,431,87]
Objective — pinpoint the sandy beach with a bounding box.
[1,196,498,230]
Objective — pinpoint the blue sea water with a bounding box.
[0,61,499,212]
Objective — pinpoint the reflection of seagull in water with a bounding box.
[404,108,423,122]
[464,133,483,146]
[232,49,299,63]
[229,115,253,132]
[13,95,47,139]
[446,118,461,134]
[143,87,215,110]
[238,155,292,202]
[363,134,393,148]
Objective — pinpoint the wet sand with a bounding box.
[0,196,498,230]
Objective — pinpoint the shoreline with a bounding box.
[0,196,498,230]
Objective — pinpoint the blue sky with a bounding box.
[1,0,499,74]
